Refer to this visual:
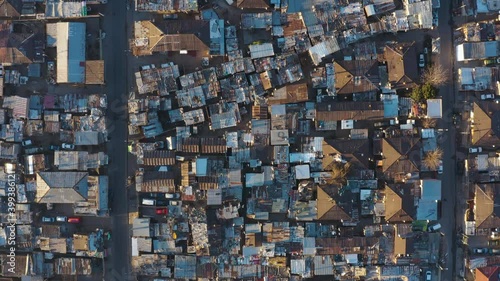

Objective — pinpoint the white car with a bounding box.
[21,139,33,147]
[56,216,67,222]
[419,54,425,68]
[469,147,483,153]
[426,271,432,281]
[437,160,443,174]
[428,223,441,232]
[62,143,75,150]
[481,93,494,100]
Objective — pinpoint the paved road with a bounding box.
[102,0,131,280]
[436,0,459,279]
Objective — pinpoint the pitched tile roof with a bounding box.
[334,60,380,94]
[472,101,500,147]
[384,183,415,223]
[316,102,385,121]
[35,172,88,203]
[476,266,500,281]
[384,42,419,89]
[316,186,351,221]
[474,183,500,229]
[322,139,371,169]
[381,137,421,174]
[236,0,269,9]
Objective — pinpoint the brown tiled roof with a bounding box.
[182,137,200,153]
[316,186,351,221]
[381,137,421,174]
[472,101,500,147]
[236,0,269,9]
[252,105,268,119]
[384,183,414,223]
[283,14,306,37]
[474,183,500,229]
[322,139,371,169]
[142,150,176,166]
[85,60,105,85]
[316,102,384,121]
[139,172,175,192]
[268,83,308,105]
[133,21,209,56]
[384,42,418,89]
[476,266,500,281]
[200,138,227,154]
[315,237,379,255]
[334,60,380,94]
[0,21,35,64]
[0,0,22,18]
[198,176,219,190]
[153,34,209,53]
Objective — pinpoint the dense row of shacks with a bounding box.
[127,0,453,278]
[453,19,500,279]
[0,0,111,279]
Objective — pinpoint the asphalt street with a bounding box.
[436,0,459,279]
[102,0,131,280]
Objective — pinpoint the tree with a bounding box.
[410,83,438,103]
[422,118,437,128]
[423,148,443,171]
[421,63,448,87]
[422,83,439,100]
[327,162,351,184]
[410,85,424,102]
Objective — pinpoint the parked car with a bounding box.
[469,147,483,153]
[491,249,500,254]
[432,11,438,27]
[21,139,33,147]
[142,198,155,206]
[374,121,390,127]
[145,193,164,199]
[481,93,495,100]
[62,143,75,150]
[49,145,60,151]
[25,146,44,155]
[156,200,168,206]
[419,53,425,68]
[170,201,179,206]
[491,231,500,239]
[56,216,67,222]
[163,14,178,19]
[68,217,81,223]
[484,59,496,66]
[155,208,168,215]
[426,271,432,281]
[428,223,442,232]
[437,160,443,174]
[473,248,489,254]
[488,240,500,246]
[42,217,54,223]
[165,193,180,199]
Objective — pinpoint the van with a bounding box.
[142,199,155,206]
[428,223,442,232]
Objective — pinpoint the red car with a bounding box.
[156,208,168,215]
[67,217,81,223]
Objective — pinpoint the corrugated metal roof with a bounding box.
[56,22,85,83]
